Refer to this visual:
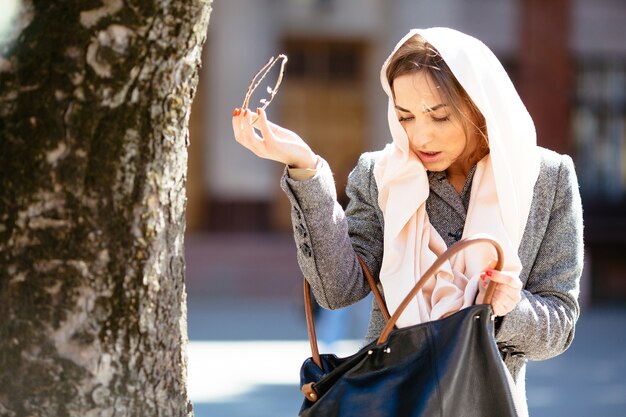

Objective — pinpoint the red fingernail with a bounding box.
[480,273,485,280]
[233,108,241,116]
[483,280,489,288]
[256,108,261,115]
[243,109,248,116]
[485,270,493,277]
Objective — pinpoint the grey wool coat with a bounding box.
[280,146,584,396]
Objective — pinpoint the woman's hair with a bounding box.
[386,34,488,150]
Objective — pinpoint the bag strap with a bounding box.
[304,256,390,369]
[357,256,391,321]
[303,280,321,368]
[376,236,503,345]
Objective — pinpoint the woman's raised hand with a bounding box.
[232,107,318,169]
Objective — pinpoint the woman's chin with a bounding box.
[419,159,449,172]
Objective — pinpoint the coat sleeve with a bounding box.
[279,154,384,309]
[495,154,584,361]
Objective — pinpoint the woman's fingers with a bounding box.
[480,282,516,316]
[232,108,245,143]
[232,108,255,147]
[484,270,522,289]
[479,269,522,316]
[491,286,521,316]
[492,285,521,304]
[255,108,278,142]
[493,286,520,315]
[233,108,268,157]
[491,296,508,317]
[241,109,262,146]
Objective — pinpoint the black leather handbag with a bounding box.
[298,237,520,417]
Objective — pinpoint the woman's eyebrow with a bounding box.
[394,103,448,113]
[394,105,412,113]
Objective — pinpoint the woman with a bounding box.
[232,27,583,411]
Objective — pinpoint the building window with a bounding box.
[285,0,333,11]
[283,39,364,83]
[573,60,626,205]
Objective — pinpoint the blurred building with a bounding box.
[186,0,626,303]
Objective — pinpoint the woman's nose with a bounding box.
[407,120,432,147]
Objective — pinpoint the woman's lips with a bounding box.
[417,151,442,163]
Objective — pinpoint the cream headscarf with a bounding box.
[374,27,540,328]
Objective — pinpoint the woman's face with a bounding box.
[392,71,481,174]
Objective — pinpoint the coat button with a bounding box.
[293,206,302,220]
[296,224,307,238]
[448,230,463,241]
[497,343,515,352]
[300,243,312,257]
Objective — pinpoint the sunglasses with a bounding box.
[241,54,288,123]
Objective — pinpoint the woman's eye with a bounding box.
[431,114,450,123]
[398,116,414,123]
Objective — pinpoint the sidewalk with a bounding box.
[185,233,626,417]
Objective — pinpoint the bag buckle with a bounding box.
[301,382,318,402]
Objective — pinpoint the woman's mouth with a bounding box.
[417,151,442,163]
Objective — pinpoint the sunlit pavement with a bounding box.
[187,340,360,417]
[186,296,626,417]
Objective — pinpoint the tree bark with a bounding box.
[0,1,212,416]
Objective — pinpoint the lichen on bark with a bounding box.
[0,1,212,416]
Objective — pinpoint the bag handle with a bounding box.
[358,256,392,322]
[303,237,504,369]
[304,256,390,369]
[376,236,503,345]
[303,236,504,368]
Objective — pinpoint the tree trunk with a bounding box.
[0,1,212,416]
